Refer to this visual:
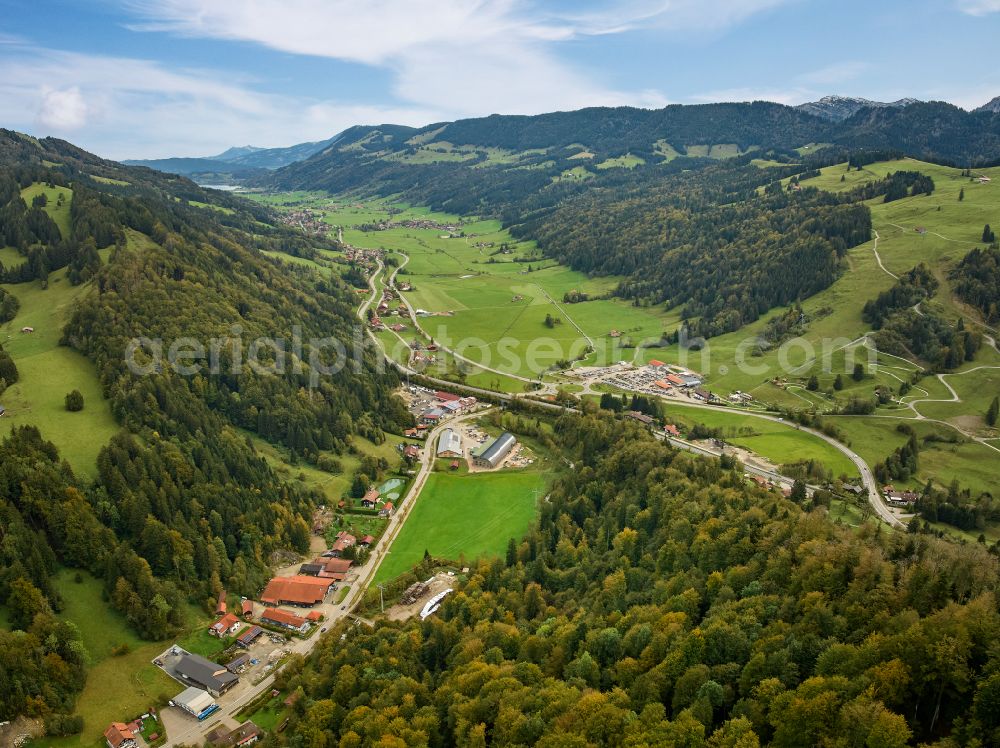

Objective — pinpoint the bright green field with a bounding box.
[374,470,545,583]
[0,267,119,479]
[829,416,1000,496]
[661,403,858,478]
[20,182,73,238]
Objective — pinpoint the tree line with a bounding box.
[269,410,1000,747]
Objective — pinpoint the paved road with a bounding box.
[162,409,481,747]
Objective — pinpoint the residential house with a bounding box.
[358,535,375,546]
[241,599,254,617]
[205,721,262,747]
[360,489,380,508]
[104,723,138,748]
[663,424,681,437]
[626,411,655,426]
[379,502,395,517]
[209,613,241,638]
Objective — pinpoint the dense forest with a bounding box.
[951,246,1000,324]
[270,412,1000,747]
[520,162,871,337]
[863,264,981,370]
[0,131,412,721]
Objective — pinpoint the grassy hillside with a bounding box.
[0,264,119,479]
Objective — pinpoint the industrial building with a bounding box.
[171,686,219,720]
[472,432,517,469]
[173,653,238,697]
[436,428,463,458]
[260,575,334,606]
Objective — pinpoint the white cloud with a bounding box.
[0,43,443,158]
[37,86,88,129]
[119,0,800,125]
[956,0,1000,15]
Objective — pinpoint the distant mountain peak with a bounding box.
[975,96,1000,113]
[797,95,920,122]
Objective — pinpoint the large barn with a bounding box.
[472,432,517,469]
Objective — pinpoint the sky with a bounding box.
[1,0,999,159]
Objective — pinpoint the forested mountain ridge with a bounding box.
[0,130,411,720]
[274,413,1000,747]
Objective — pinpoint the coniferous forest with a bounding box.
[269,413,1000,747]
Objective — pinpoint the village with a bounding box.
[97,386,512,748]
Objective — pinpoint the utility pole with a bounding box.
[377,583,386,613]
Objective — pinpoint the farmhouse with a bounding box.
[208,613,241,638]
[403,444,420,459]
[473,432,517,469]
[205,721,262,747]
[885,490,920,507]
[260,575,334,606]
[627,411,655,426]
[317,557,352,576]
[171,686,219,720]
[262,607,310,633]
[361,488,380,507]
[236,625,263,648]
[330,530,357,556]
[173,653,238,697]
[437,428,463,458]
[104,722,138,748]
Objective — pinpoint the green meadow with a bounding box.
[29,570,185,748]
[374,469,546,583]
[0,267,119,480]
[660,403,858,479]
[20,182,73,237]
[251,194,684,382]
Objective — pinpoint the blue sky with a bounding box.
[1,0,999,159]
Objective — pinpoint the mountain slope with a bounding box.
[0,129,411,719]
[796,95,920,121]
[124,132,343,176]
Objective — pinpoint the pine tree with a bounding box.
[988,396,999,427]
[833,373,844,390]
[984,224,995,243]
[852,363,865,381]
[959,187,964,201]
[806,374,819,391]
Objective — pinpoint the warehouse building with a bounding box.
[173,653,238,697]
[472,432,517,469]
[171,686,219,720]
[436,428,463,458]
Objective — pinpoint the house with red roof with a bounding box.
[104,723,138,748]
[209,613,242,638]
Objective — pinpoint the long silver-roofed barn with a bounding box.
[472,432,517,469]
